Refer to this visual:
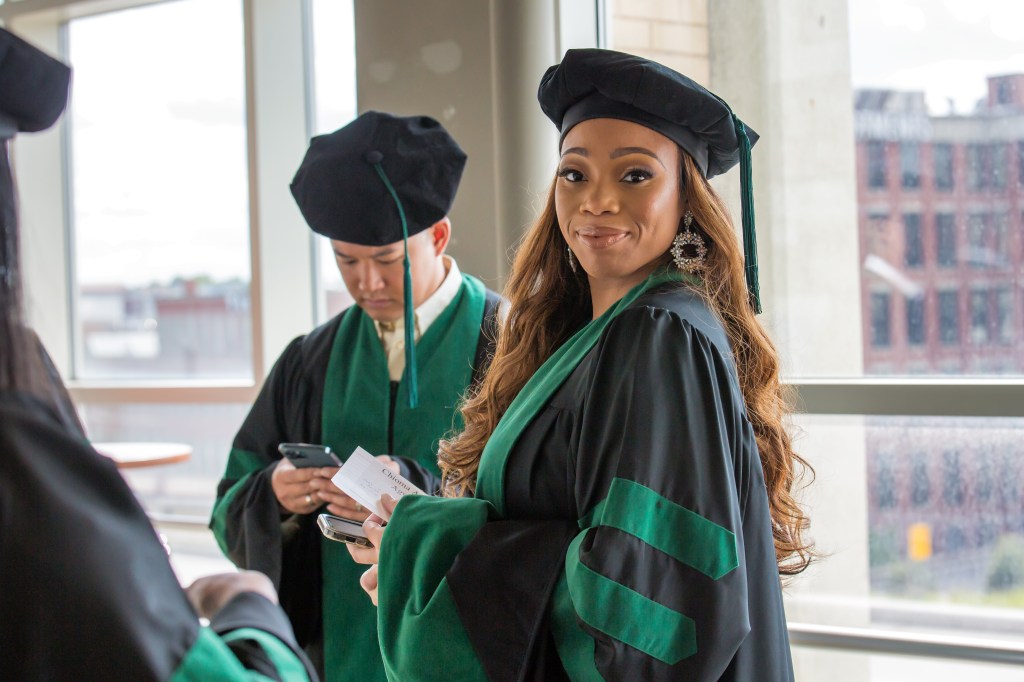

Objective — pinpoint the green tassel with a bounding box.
[373,162,419,408]
[733,114,761,315]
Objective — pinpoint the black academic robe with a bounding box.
[0,391,316,681]
[377,283,794,681]
[211,283,500,679]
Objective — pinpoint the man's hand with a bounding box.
[314,454,400,520]
[186,570,278,619]
[271,457,336,515]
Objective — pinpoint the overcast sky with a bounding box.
[68,0,1019,287]
[849,0,1024,114]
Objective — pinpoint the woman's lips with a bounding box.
[576,226,630,249]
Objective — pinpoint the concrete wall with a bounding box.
[353,1,600,288]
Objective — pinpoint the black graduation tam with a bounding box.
[538,48,763,313]
[538,48,757,179]
[0,29,72,139]
[290,111,467,246]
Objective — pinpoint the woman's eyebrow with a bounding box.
[611,146,665,169]
[560,146,588,158]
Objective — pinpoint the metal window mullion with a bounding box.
[789,621,1024,667]
[788,380,1024,418]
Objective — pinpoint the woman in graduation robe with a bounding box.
[351,48,813,680]
[0,27,317,682]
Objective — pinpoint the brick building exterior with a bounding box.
[855,75,1024,375]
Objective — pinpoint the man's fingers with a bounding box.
[280,466,319,482]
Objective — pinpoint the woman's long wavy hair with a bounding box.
[440,151,813,575]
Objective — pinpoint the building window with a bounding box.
[966,213,990,268]
[990,144,1008,190]
[910,452,931,507]
[903,213,923,267]
[996,78,1014,105]
[906,296,926,346]
[871,292,891,347]
[934,143,954,191]
[969,289,990,345]
[994,212,1010,266]
[995,289,1013,345]
[966,144,984,191]
[942,451,966,507]
[900,142,921,188]
[867,141,887,189]
[935,213,957,266]
[939,290,959,345]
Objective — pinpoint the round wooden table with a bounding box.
[92,442,193,469]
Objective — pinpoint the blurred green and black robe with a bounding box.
[210,273,500,681]
[376,273,794,681]
[0,391,317,681]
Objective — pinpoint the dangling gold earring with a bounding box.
[670,210,707,273]
[567,246,578,273]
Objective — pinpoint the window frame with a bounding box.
[6,0,319,408]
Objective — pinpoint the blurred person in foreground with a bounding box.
[0,28,316,681]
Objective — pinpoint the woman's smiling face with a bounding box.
[556,117,684,286]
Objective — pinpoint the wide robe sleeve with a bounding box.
[209,335,325,646]
[549,305,770,680]
[0,393,316,682]
[377,302,790,681]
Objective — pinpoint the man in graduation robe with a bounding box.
[210,111,500,681]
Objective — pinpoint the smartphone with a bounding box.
[317,513,373,548]
[278,443,341,468]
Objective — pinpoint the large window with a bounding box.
[67,0,252,381]
[844,6,1024,658]
[310,0,358,323]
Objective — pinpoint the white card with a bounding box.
[331,446,426,516]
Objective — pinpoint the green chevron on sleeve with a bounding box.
[170,626,269,681]
[580,477,738,580]
[550,571,604,681]
[564,531,697,665]
[210,446,266,557]
[223,447,266,481]
[221,627,309,681]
